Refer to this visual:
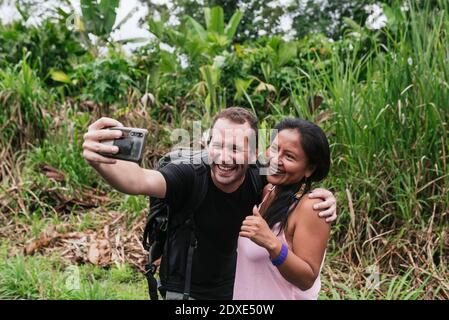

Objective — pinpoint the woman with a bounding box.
[233,118,331,300]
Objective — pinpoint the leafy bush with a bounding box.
[72,51,140,110]
[0,18,87,83]
[0,56,51,148]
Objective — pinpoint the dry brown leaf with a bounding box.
[24,226,90,256]
[24,225,60,255]
[308,95,324,113]
[88,238,111,266]
[254,82,276,93]
[81,189,110,205]
[315,109,333,124]
[24,242,38,255]
[39,164,65,182]
[20,210,148,271]
[79,100,98,112]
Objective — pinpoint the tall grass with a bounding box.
[287,1,449,297]
[289,0,448,222]
[0,55,51,148]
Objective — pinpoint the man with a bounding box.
[82,107,337,299]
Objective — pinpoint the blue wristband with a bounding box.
[271,243,288,266]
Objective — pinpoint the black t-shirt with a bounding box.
[159,163,264,299]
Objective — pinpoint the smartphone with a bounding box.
[100,127,148,163]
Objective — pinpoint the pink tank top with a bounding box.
[233,224,322,300]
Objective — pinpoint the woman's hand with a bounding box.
[240,206,282,258]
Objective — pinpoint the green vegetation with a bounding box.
[0,246,147,300]
[0,0,447,299]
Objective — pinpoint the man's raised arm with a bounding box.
[82,117,166,198]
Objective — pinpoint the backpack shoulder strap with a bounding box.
[182,163,209,300]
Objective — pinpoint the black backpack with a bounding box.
[142,148,264,300]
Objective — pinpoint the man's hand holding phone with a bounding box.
[83,117,124,165]
[82,117,165,197]
[82,117,148,164]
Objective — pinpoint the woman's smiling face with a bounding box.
[266,129,314,186]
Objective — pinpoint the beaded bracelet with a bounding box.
[271,243,288,266]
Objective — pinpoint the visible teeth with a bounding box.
[269,165,284,174]
[217,164,235,171]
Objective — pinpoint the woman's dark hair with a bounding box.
[264,118,331,232]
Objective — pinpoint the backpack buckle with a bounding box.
[145,262,158,275]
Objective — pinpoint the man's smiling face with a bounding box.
[207,118,256,193]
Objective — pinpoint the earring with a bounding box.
[304,176,312,192]
[293,178,306,199]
